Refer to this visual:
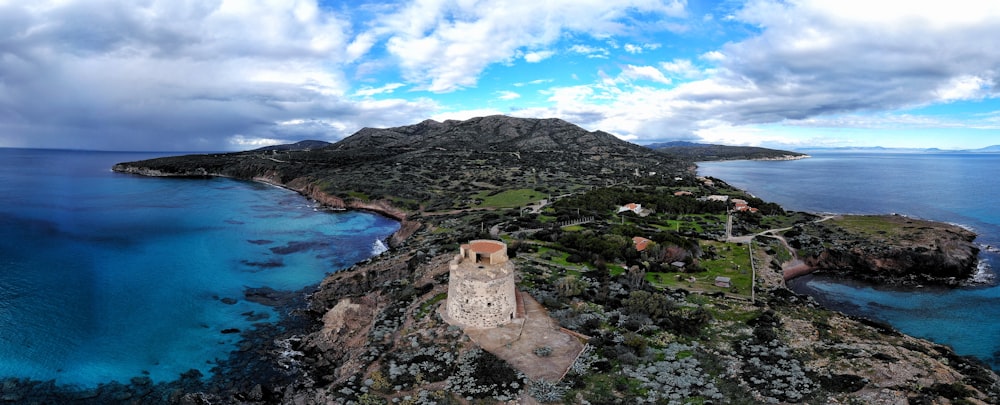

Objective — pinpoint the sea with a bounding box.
[0,148,399,388]
[698,152,1000,369]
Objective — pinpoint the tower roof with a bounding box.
[468,240,504,254]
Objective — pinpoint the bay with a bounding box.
[699,152,1000,369]
[0,148,399,387]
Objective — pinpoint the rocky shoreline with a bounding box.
[783,214,981,287]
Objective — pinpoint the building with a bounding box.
[731,198,759,213]
[632,236,652,252]
[617,203,642,214]
[714,276,732,288]
[674,191,693,196]
[445,240,518,328]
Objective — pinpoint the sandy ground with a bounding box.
[441,291,586,382]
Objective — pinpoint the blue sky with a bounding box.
[1,0,998,151]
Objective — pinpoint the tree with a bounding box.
[623,290,675,320]
[555,276,588,298]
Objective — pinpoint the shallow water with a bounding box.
[700,152,1000,369]
[0,148,399,387]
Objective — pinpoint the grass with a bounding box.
[346,191,370,200]
[652,214,727,234]
[643,241,753,297]
[415,292,447,319]
[473,188,542,208]
[763,239,793,263]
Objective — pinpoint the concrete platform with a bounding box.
[442,291,587,382]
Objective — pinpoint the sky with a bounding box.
[1,0,999,152]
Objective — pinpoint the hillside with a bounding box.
[650,141,808,161]
[336,116,650,155]
[101,116,999,404]
[115,115,688,213]
[255,140,332,151]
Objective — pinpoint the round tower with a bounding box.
[445,240,517,328]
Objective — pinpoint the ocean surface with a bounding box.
[699,152,1000,369]
[0,148,399,387]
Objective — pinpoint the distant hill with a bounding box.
[969,145,1000,152]
[115,115,688,212]
[648,141,808,161]
[255,140,332,151]
[334,115,653,156]
[801,145,1000,153]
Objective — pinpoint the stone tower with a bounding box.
[445,239,517,328]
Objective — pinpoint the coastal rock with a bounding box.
[790,215,980,286]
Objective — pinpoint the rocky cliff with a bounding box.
[786,215,980,286]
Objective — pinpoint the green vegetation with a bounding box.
[474,188,542,208]
[415,292,448,319]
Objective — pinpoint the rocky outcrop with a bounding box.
[787,215,980,286]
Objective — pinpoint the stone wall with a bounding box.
[446,240,517,328]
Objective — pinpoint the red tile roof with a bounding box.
[632,236,652,252]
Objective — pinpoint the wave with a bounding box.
[371,239,389,256]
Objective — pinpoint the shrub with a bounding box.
[534,346,553,357]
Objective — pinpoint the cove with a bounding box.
[699,152,1000,369]
[0,148,400,388]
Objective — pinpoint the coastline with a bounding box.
[94,154,1000,402]
[112,163,422,248]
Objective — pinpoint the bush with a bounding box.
[533,346,553,357]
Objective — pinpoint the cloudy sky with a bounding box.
[1,0,999,151]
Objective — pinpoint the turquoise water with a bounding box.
[699,152,1000,368]
[0,148,399,387]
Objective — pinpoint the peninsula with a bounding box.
[85,116,998,404]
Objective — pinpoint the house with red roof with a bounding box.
[632,236,652,252]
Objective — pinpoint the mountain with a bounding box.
[114,115,688,212]
[334,115,653,155]
[255,140,331,151]
[648,141,808,161]
[971,145,1000,152]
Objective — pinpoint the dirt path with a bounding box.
[728,215,836,280]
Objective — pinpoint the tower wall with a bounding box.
[446,240,517,328]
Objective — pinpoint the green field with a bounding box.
[644,241,753,296]
[474,188,542,208]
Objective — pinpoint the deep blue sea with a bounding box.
[699,152,1000,369]
[0,148,399,387]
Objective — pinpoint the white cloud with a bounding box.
[934,75,992,102]
[700,51,725,62]
[0,0,440,151]
[514,78,554,87]
[624,43,661,54]
[523,50,555,63]
[659,59,702,79]
[569,44,610,58]
[619,65,672,85]
[228,135,290,148]
[353,83,406,97]
[376,0,689,92]
[496,90,521,100]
